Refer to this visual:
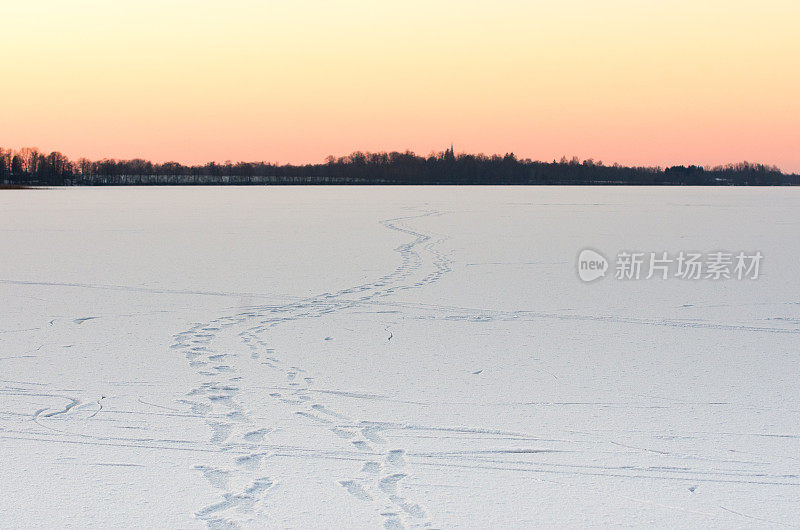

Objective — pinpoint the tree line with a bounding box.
[1,146,797,186]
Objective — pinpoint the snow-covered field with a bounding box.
[1,186,799,529]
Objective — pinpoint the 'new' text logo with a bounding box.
[577,249,608,282]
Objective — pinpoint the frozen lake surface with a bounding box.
[1,186,799,528]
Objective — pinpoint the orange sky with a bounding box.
[2,1,799,171]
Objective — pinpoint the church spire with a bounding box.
[445,142,455,161]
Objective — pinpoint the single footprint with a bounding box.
[352,440,372,452]
[330,427,356,439]
[195,494,256,518]
[245,477,274,495]
[236,453,266,471]
[194,466,231,490]
[386,449,405,467]
[208,422,233,444]
[361,461,381,474]
[243,428,271,443]
[179,400,211,415]
[379,473,406,495]
[340,480,373,501]
[362,425,387,444]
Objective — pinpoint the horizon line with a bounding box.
[2,145,796,175]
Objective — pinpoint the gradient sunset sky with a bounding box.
[3,1,799,171]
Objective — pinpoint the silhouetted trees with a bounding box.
[0,147,74,185]
[0,146,796,186]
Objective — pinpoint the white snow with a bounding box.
[1,186,799,528]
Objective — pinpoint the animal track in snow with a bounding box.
[340,480,373,501]
[171,211,447,528]
[243,428,270,443]
[194,466,232,490]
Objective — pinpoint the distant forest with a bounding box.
[1,146,797,186]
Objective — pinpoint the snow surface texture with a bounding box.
[1,186,799,528]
